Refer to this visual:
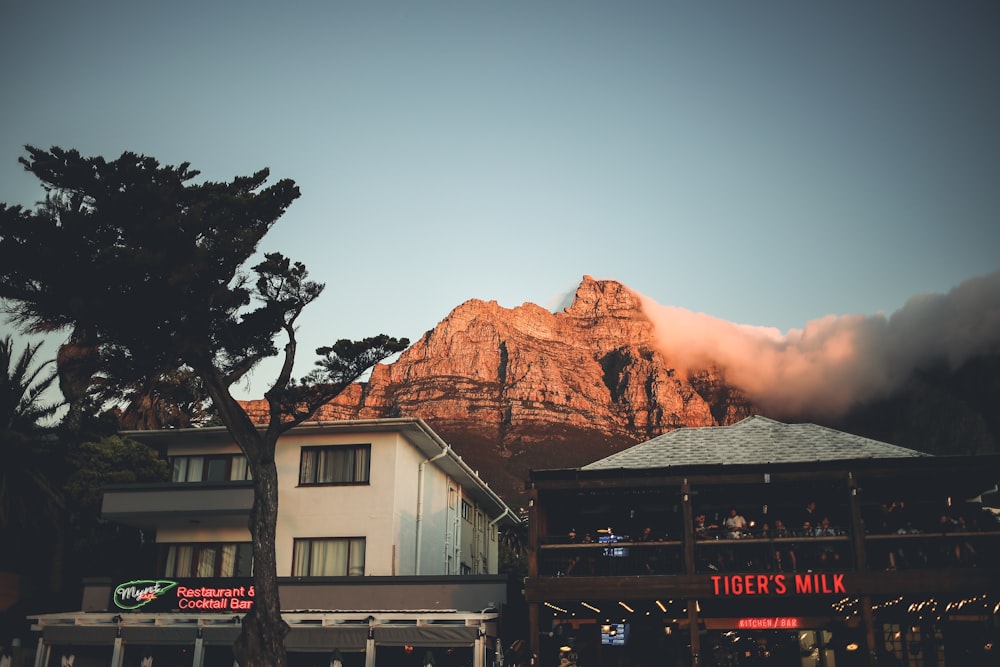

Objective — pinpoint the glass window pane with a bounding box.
[230,456,249,481]
[205,458,227,482]
[292,540,310,576]
[175,545,193,577]
[235,544,253,577]
[187,457,204,483]
[349,539,366,576]
[299,450,316,484]
[171,458,189,483]
[197,546,217,577]
[219,545,236,577]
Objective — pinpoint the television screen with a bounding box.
[601,623,628,646]
[599,534,629,557]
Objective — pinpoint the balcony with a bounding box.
[102,481,253,530]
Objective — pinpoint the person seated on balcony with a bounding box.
[561,529,582,575]
[813,517,842,569]
[694,513,718,539]
[799,500,818,530]
[936,512,977,566]
[638,526,661,573]
[889,519,924,570]
[724,507,748,539]
[886,500,911,533]
[771,518,798,572]
[814,516,838,537]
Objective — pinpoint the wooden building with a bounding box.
[524,416,1000,667]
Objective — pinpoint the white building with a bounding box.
[31,418,520,667]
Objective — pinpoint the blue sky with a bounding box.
[2,1,998,400]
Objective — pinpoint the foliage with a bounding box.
[109,368,217,430]
[65,435,169,509]
[0,336,63,530]
[65,435,169,580]
[499,518,529,578]
[0,146,409,666]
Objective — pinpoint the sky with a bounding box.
[2,1,998,403]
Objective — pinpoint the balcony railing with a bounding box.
[535,530,1000,577]
[102,481,254,530]
[538,541,683,577]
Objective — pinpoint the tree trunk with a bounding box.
[195,370,289,667]
[233,457,288,667]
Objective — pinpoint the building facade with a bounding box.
[525,416,1000,667]
[30,418,519,667]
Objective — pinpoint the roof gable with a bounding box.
[582,415,927,470]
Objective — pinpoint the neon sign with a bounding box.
[176,584,254,611]
[112,578,255,612]
[710,573,846,597]
[737,617,802,629]
[114,580,178,610]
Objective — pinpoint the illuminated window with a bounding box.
[292,538,366,576]
[163,542,252,577]
[298,444,371,485]
[171,455,250,482]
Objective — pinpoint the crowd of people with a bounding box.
[865,499,996,569]
[545,498,997,575]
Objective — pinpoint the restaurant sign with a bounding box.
[113,578,255,612]
[710,573,846,597]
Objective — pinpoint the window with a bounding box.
[171,455,250,483]
[292,538,366,576]
[461,500,472,522]
[298,445,371,485]
[162,543,252,577]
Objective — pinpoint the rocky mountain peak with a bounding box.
[245,276,754,504]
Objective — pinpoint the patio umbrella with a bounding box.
[330,648,344,667]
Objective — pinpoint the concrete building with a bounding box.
[30,418,519,667]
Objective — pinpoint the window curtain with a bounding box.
[197,546,217,577]
[165,545,193,577]
[220,544,236,576]
[313,539,349,575]
[318,448,355,483]
[186,457,204,483]
[230,456,249,481]
[299,450,317,484]
[348,539,366,576]
[293,539,365,576]
[171,458,188,483]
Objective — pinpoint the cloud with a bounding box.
[635,270,1000,418]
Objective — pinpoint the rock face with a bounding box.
[245,276,754,505]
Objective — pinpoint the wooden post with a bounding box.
[861,595,878,667]
[688,600,701,667]
[681,480,695,575]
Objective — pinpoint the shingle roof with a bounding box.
[582,415,927,470]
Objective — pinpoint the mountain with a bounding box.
[243,276,999,507]
[244,277,754,505]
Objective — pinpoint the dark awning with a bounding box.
[287,626,369,651]
[374,625,479,647]
[42,626,117,645]
[200,625,241,646]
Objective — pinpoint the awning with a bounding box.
[374,625,480,647]
[200,625,241,646]
[287,626,369,651]
[42,626,117,645]
[121,626,198,645]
